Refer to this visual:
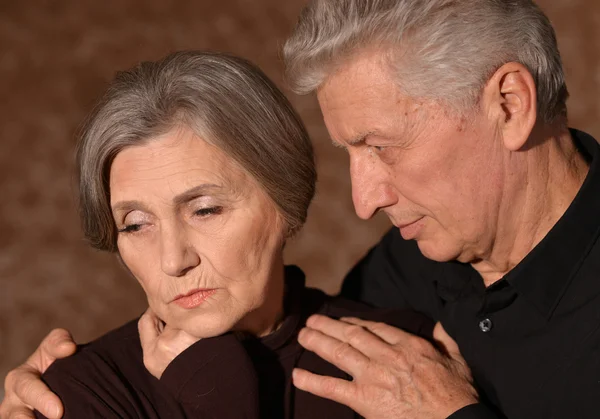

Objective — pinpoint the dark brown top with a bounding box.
[36,266,434,418]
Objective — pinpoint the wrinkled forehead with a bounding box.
[108,127,249,201]
[317,52,426,146]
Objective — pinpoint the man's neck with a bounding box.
[472,128,590,287]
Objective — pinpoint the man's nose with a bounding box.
[350,153,396,220]
[160,223,200,277]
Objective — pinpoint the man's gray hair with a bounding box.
[284,0,568,124]
[77,51,316,251]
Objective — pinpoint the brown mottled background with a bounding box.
[0,0,599,392]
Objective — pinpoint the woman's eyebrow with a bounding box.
[111,184,222,214]
[172,184,222,206]
[111,200,152,215]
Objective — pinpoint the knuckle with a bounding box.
[370,321,388,334]
[411,336,433,354]
[13,378,33,401]
[4,368,19,388]
[345,325,365,345]
[332,342,353,362]
[46,328,68,345]
[387,347,409,368]
[402,333,433,356]
[320,378,339,397]
[378,365,402,388]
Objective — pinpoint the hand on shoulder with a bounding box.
[1,328,76,419]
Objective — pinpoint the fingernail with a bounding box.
[46,402,60,418]
[292,368,301,383]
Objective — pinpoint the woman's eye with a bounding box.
[194,206,223,217]
[118,224,143,233]
[373,145,386,152]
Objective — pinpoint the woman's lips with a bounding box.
[172,289,216,309]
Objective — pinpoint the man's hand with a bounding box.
[293,316,478,419]
[1,329,76,419]
[138,309,199,379]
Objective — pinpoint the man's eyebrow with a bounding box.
[111,184,222,213]
[330,131,376,149]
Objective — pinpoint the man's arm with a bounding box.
[1,329,75,419]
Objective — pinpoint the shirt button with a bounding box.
[479,318,493,333]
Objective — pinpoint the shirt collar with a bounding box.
[504,129,600,319]
[259,265,315,351]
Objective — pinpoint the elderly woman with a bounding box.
[25,51,433,418]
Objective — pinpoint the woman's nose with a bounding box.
[159,225,200,277]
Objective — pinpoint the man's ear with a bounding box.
[481,62,537,151]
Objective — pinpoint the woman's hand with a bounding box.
[0,329,76,419]
[138,308,200,379]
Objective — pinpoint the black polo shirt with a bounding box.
[341,129,600,419]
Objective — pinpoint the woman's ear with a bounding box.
[481,62,537,151]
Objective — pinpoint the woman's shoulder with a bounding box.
[38,319,182,418]
[317,293,436,341]
[45,318,143,377]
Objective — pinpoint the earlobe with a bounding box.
[485,62,537,151]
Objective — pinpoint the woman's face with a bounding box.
[109,127,286,338]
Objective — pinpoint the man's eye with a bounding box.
[368,145,386,153]
[194,206,223,217]
[118,224,142,233]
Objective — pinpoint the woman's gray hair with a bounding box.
[284,0,568,124]
[77,51,316,252]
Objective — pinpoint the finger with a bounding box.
[33,329,76,371]
[138,309,160,350]
[9,368,63,418]
[162,326,199,347]
[292,368,356,408]
[306,315,391,352]
[297,327,369,377]
[340,316,413,345]
[433,322,461,358]
[307,315,401,361]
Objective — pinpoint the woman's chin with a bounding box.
[173,313,240,339]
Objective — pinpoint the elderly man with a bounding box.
[283,0,599,417]
[2,0,599,418]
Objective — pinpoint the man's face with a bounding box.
[317,50,506,263]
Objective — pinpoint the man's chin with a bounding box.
[415,239,462,263]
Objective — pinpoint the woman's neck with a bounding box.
[235,262,287,337]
